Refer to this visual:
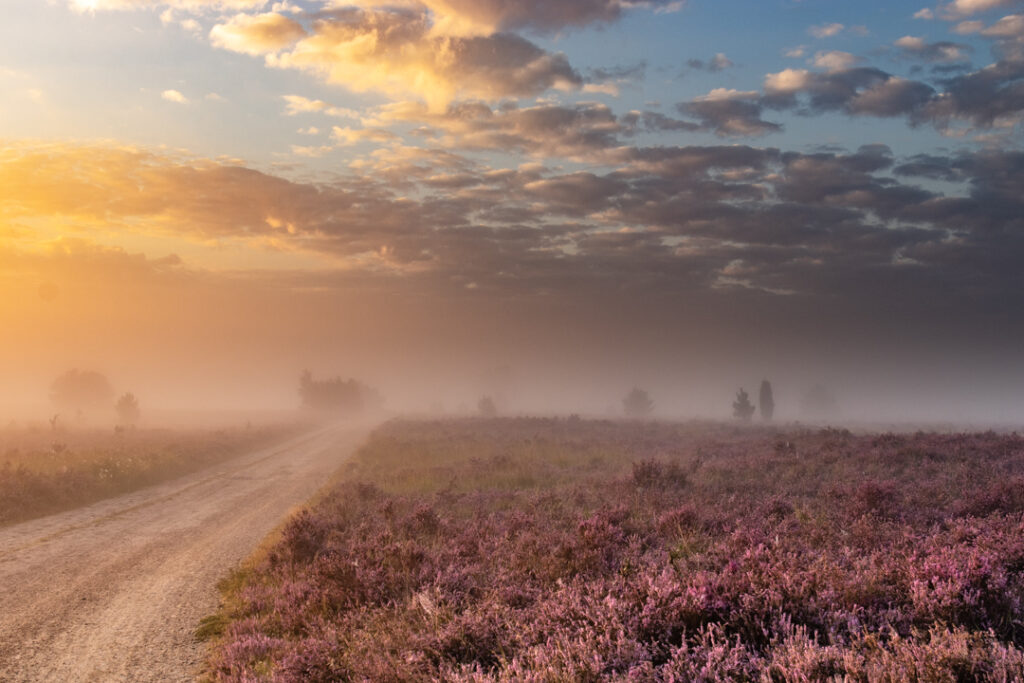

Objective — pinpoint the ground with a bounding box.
[0,423,371,683]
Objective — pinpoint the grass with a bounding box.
[203,417,1024,681]
[0,423,303,526]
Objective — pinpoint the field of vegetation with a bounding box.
[206,418,1024,681]
[0,423,300,526]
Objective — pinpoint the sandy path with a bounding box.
[0,422,373,682]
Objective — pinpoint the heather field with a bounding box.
[0,423,300,526]
[206,419,1024,681]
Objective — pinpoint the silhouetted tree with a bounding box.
[299,371,382,415]
[733,388,755,421]
[116,393,140,425]
[50,370,114,414]
[478,396,497,417]
[623,387,654,418]
[759,380,775,421]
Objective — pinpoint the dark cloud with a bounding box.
[370,100,631,157]
[408,0,685,35]
[686,53,735,72]
[893,154,967,182]
[764,67,936,118]
[680,59,1024,136]
[587,62,647,82]
[677,92,783,137]
[631,110,701,133]
[6,141,1024,338]
[894,36,972,63]
[925,59,1024,128]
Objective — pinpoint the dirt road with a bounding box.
[0,422,372,682]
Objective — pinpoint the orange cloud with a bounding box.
[209,12,307,55]
[0,141,454,269]
[213,8,581,109]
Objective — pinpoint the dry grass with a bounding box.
[0,423,303,526]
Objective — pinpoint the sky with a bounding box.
[1,0,1024,421]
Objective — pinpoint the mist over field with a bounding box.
[2,283,1021,424]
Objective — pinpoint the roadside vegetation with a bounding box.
[0,423,301,526]
[206,418,1024,681]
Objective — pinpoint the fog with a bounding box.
[2,266,1021,429]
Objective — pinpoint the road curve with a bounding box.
[0,422,374,682]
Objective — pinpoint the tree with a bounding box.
[733,388,755,421]
[116,393,140,425]
[478,396,497,417]
[299,371,382,415]
[50,370,114,414]
[759,380,775,421]
[623,387,654,418]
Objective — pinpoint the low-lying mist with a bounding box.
[2,270,1020,429]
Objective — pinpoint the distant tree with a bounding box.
[733,388,756,421]
[50,370,114,414]
[299,371,382,415]
[478,396,497,417]
[116,393,140,425]
[759,380,775,421]
[623,387,654,418]
[800,384,839,419]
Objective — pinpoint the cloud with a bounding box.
[282,94,360,118]
[522,172,626,214]
[702,60,1024,135]
[583,62,646,95]
[212,8,582,109]
[665,48,1022,139]
[811,50,862,72]
[632,110,700,133]
[942,0,1021,18]
[69,0,269,12]
[923,59,1024,128]
[951,12,1024,59]
[677,89,782,137]
[686,53,734,72]
[764,68,812,94]
[766,67,935,118]
[331,125,400,146]
[290,144,335,157]
[209,12,306,55]
[161,89,189,103]
[979,13,1024,36]
[364,100,631,157]
[894,35,972,62]
[809,22,845,38]
[72,0,684,33]
[160,8,203,32]
[6,138,1024,352]
[343,0,684,36]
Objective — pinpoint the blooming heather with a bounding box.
[207,419,1024,681]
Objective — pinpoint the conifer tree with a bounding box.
[759,380,775,421]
